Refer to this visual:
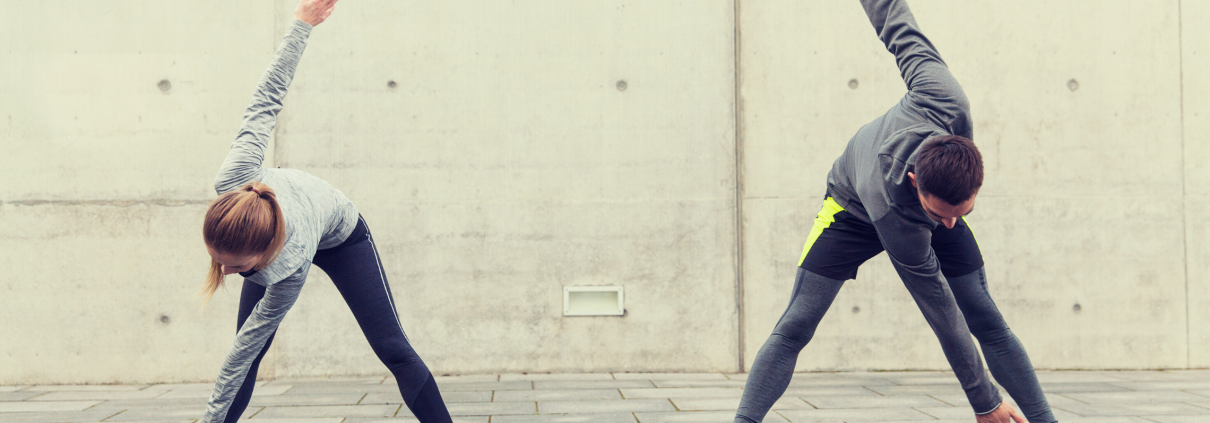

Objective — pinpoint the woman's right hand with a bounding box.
[295,0,337,26]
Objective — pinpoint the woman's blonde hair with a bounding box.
[200,181,286,302]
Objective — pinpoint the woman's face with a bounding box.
[207,246,263,275]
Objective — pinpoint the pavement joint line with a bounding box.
[97,409,126,422]
[355,392,367,405]
[800,397,817,409]
[532,400,538,415]
[392,403,403,417]
[1188,401,1210,411]
[861,385,884,396]
[914,406,941,419]
[1055,392,1089,405]
[631,411,639,422]
[926,393,956,407]
[668,398,679,411]
[618,388,625,399]
[247,405,265,418]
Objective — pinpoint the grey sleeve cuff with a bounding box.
[290,18,313,36]
[975,400,1003,415]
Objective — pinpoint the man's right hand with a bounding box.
[975,402,1027,423]
[295,0,337,26]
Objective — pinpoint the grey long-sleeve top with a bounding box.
[202,19,359,423]
[826,0,1002,414]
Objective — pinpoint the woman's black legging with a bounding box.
[226,216,453,423]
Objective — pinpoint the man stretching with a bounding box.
[734,1,1056,422]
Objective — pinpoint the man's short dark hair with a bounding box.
[915,135,983,205]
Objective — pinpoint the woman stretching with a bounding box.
[198,1,452,422]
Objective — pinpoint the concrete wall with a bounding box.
[0,0,1203,384]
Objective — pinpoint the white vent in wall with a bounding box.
[563,286,624,316]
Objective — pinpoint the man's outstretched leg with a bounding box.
[951,268,1056,423]
[735,269,845,423]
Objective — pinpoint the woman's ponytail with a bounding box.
[199,181,287,303]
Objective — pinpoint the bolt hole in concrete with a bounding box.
[1067,78,1079,91]
[160,315,171,324]
[852,306,860,313]
[1072,304,1082,313]
[848,78,859,89]
[616,80,627,91]
[387,80,397,89]
[157,79,171,92]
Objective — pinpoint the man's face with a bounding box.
[908,172,976,229]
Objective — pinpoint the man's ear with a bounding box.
[908,172,918,188]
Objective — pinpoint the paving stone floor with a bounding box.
[2,370,1208,422]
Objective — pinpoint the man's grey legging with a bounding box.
[734,268,1056,423]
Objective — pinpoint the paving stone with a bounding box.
[538,399,675,414]
[265,377,385,386]
[1110,381,1210,391]
[0,400,101,412]
[26,385,150,392]
[785,374,895,387]
[613,374,728,381]
[237,420,343,423]
[830,385,945,396]
[1034,371,1138,384]
[535,380,656,390]
[801,395,949,409]
[1038,382,1131,393]
[1055,402,1210,416]
[1187,390,1210,398]
[247,392,367,407]
[0,409,123,423]
[28,389,173,401]
[669,396,812,412]
[441,401,536,416]
[251,404,402,419]
[492,413,636,423]
[1042,419,1159,423]
[0,391,46,401]
[102,406,257,421]
[82,397,208,413]
[620,388,742,399]
[776,407,937,421]
[157,383,293,399]
[1061,390,1209,404]
[430,375,501,383]
[494,389,623,402]
[928,392,1084,408]
[1096,371,1193,382]
[360,390,491,404]
[636,410,789,422]
[438,381,533,392]
[650,380,746,389]
[915,405,1083,421]
[1144,416,1210,423]
[278,384,397,396]
[499,373,616,382]
[344,418,486,423]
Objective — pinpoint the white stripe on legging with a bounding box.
[362,217,408,341]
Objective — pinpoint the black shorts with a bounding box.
[797,197,983,281]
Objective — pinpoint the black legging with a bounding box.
[226,216,452,423]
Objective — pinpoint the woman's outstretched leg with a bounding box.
[313,218,453,423]
[950,267,1056,423]
[735,269,845,423]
